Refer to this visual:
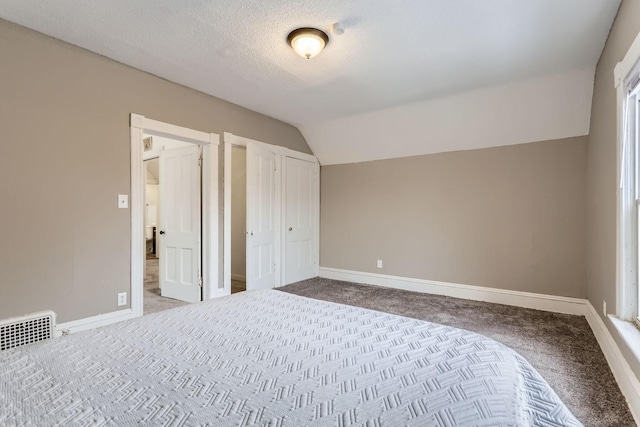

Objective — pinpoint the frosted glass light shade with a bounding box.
[287,28,329,59]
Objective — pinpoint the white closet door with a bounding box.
[159,145,202,303]
[246,143,278,290]
[284,157,318,284]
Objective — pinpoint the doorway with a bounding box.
[130,113,221,319]
[223,132,319,294]
[230,146,247,294]
[143,135,202,314]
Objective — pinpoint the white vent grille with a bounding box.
[0,311,55,351]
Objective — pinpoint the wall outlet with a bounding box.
[118,292,127,307]
[603,300,607,316]
[376,260,383,269]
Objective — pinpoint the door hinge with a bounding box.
[198,277,203,287]
[198,158,203,167]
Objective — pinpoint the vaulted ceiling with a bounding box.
[1,0,621,164]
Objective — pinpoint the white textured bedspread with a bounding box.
[1,290,581,426]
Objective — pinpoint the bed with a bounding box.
[0,290,581,426]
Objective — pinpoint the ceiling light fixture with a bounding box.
[287,27,329,59]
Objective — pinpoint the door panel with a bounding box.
[285,157,318,284]
[246,143,278,290]
[159,145,202,303]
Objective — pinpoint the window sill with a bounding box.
[609,314,640,364]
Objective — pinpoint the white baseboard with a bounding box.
[319,267,586,315]
[55,309,137,337]
[585,302,640,425]
[231,274,246,282]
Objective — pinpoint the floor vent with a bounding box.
[0,311,55,351]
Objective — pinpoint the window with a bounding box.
[616,33,640,321]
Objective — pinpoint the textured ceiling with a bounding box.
[0,0,621,163]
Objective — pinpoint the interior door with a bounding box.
[246,143,278,290]
[159,145,202,303]
[285,157,318,284]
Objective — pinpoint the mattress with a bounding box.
[0,289,581,426]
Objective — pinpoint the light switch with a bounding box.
[118,194,128,209]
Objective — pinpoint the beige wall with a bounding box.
[321,137,587,298]
[587,0,640,376]
[0,19,310,323]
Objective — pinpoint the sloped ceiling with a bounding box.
[0,0,621,164]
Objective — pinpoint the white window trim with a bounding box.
[615,31,640,321]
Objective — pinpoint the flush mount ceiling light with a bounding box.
[287,27,329,59]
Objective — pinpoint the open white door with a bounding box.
[246,143,278,290]
[159,145,202,303]
[284,157,318,284]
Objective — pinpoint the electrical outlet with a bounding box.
[603,300,607,316]
[376,260,383,269]
[118,292,127,307]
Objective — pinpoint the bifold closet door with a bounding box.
[245,143,278,290]
[284,157,318,284]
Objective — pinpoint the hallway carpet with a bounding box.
[144,257,188,315]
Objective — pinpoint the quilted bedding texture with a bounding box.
[0,289,581,426]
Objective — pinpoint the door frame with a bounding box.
[130,114,220,317]
[223,132,319,294]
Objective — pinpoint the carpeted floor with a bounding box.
[144,256,189,315]
[278,277,636,427]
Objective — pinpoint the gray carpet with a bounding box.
[144,256,189,315]
[144,258,246,313]
[278,277,635,427]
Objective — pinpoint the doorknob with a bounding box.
[289,227,293,231]
[159,230,165,235]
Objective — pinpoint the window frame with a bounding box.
[615,30,640,321]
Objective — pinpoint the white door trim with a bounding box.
[130,114,219,318]
[223,132,319,292]
[225,133,317,162]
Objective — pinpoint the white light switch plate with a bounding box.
[118,194,128,209]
